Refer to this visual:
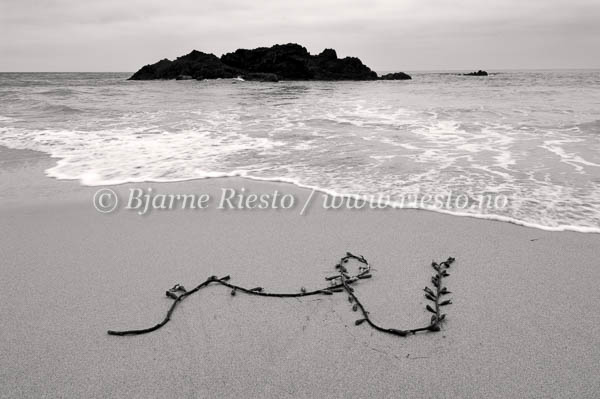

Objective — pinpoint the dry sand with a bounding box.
[1,147,599,398]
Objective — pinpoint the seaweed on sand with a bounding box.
[107,253,456,337]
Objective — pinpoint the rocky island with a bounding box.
[464,70,488,76]
[129,43,411,81]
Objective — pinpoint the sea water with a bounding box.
[0,71,599,232]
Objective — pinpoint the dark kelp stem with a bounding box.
[107,253,456,337]
[423,257,455,332]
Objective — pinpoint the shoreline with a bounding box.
[1,145,597,234]
[1,146,600,397]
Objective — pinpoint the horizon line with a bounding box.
[1,68,599,74]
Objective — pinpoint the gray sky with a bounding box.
[1,0,599,72]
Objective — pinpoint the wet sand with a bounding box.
[1,147,599,398]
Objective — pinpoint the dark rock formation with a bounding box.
[129,43,383,81]
[130,50,239,80]
[463,70,488,76]
[307,48,377,80]
[378,72,412,80]
[221,44,311,80]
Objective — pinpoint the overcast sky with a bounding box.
[1,0,599,72]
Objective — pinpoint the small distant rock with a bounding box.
[379,72,412,80]
[463,70,488,76]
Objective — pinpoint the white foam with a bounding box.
[542,139,600,172]
[223,175,600,234]
[0,126,285,186]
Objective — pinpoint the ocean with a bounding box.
[0,71,599,232]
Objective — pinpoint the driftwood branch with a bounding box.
[107,253,456,337]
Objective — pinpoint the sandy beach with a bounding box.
[0,146,598,398]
